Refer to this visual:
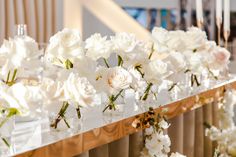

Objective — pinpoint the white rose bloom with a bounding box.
[0,83,42,116]
[106,66,132,94]
[73,56,97,83]
[63,73,99,107]
[170,152,186,157]
[45,28,84,67]
[111,32,137,53]
[188,53,205,74]
[185,27,207,51]
[41,78,64,102]
[0,37,42,77]
[144,59,169,83]
[85,33,112,60]
[151,27,169,53]
[122,41,151,68]
[164,51,186,72]
[166,30,186,52]
[208,47,230,70]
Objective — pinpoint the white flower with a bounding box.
[111,32,137,53]
[158,119,170,129]
[185,27,207,51]
[0,83,42,116]
[164,51,186,72]
[107,66,132,89]
[145,131,171,156]
[40,78,64,102]
[85,33,112,60]
[73,56,97,83]
[209,47,230,70]
[188,53,205,74]
[145,127,154,135]
[0,37,42,77]
[121,41,151,68]
[63,73,99,107]
[151,27,169,53]
[166,30,186,52]
[170,152,186,157]
[144,59,169,83]
[45,28,84,67]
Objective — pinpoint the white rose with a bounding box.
[166,30,186,52]
[164,51,186,72]
[41,78,64,102]
[111,32,137,53]
[0,37,42,77]
[122,41,150,68]
[185,27,207,51]
[85,33,112,60]
[144,60,169,83]
[151,27,169,53]
[210,47,230,70]
[106,67,132,93]
[188,53,205,74]
[63,73,99,107]
[73,56,97,83]
[45,28,84,67]
[0,83,42,116]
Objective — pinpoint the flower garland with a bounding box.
[205,89,236,157]
[132,107,186,157]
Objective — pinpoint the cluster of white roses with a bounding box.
[205,89,236,157]
[141,119,186,157]
[0,26,231,130]
[0,35,43,117]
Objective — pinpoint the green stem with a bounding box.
[103,89,124,112]
[117,55,123,66]
[76,106,81,119]
[148,44,154,60]
[103,58,110,68]
[50,101,70,129]
[168,83,177,91]
[11,69,17,82]
[134,65,144,78]
[141,83,153,101]
[1,138,10,148]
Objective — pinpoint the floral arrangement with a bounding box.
[132,107,186,157]
[0,26,231,148]
[205,89,236,157]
